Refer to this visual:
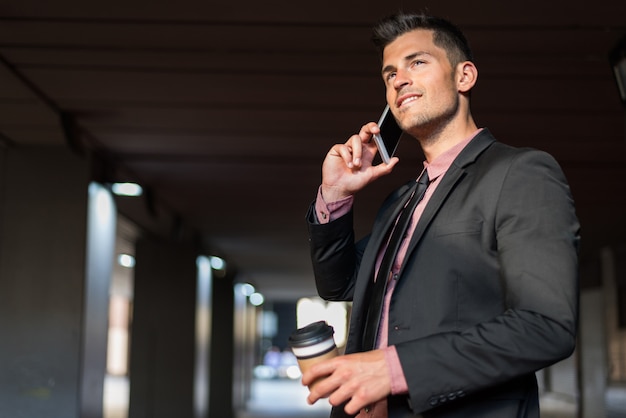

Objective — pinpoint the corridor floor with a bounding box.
[236,378,579,418]
[237,378,331,418]
[105,375,585,418]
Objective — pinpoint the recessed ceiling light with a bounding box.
[111,183,143,197]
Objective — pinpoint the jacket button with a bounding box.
[429,397,438,406]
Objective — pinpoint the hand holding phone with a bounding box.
[372,105,403,164]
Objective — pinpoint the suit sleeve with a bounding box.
[396,150,581,413]
[307,204,368,301]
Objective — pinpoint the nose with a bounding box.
[392,68,411,90]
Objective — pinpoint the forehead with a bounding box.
[382,29,446,64]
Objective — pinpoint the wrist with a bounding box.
[321,184,351,203]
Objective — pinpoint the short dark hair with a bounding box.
[372,13,473,67]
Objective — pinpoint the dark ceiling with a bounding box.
[1,0,625,301]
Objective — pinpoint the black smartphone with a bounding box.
[372,105,403,164]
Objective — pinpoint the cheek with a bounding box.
[385,89,395,105]
[429,82,457,106]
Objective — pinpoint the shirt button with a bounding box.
[392,273,399,280]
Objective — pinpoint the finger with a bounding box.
[325,378,359,409]
[361,122,387,160]
[359,121,380,138]
[343,395,370,415]
[337,378,388,415]
[305,356,354,406]
[306,374,339,405]
[306,380,332,405]
[358,122,379,147]
[302,356,339,387]
[349,135,363,168]
[303,356,346,404]
[328,142,356,169]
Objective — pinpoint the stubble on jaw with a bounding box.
[401,94,461,150]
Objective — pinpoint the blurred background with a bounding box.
[0,0,625,417]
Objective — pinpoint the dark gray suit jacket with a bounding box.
[307,129,580,418]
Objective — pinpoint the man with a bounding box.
[303,12,580,418]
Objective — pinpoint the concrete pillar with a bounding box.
[580,287,607,418]
[82,182,117,417]
[208,268,234,418]
[128,238,197,418]
[0,145,91,418]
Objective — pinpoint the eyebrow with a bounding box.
[381,51,432,76]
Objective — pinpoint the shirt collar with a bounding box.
[423,128,483,181]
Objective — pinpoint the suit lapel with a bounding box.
[401,130,496,271]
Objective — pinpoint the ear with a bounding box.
[456,61,478,93]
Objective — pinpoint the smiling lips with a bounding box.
[397,93,422,108]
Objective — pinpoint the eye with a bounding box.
[385,72,397,82]
[410,59,425,69]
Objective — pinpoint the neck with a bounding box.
[415,113,477,163]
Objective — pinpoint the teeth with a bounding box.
[400,96,418,106]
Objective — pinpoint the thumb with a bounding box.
[370,157,399,180]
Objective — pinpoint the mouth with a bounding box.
[396,93,421,108]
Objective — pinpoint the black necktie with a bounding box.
[362,169,430,350]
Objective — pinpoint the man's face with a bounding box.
[381,29,460,135]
